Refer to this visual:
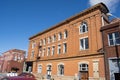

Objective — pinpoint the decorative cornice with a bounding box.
[29,2,109,40]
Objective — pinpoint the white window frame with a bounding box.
[31,50,34,59]
[43,38,46,45]
[32,42,36,49]
[58,32,62,41]
[40,39,43,46]
[42,48,45,57]
[57,44,61,54]
[51,46,55,56]
[64,30,68,39]
[80,37,89,50]
[79,63,88,71]
[47,47,50,56]
[38,64,42,73]
[52,35,56,42]
[79,22,88,34]
[108,32,120,46]
[57,63,64,76]
[48,37,51,44]
[63,43,67,53]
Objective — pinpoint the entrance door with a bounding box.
[81,71,88,80]
[79,63,89,80]
[93,61,99,78]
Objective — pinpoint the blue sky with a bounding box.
[0,0,120,54]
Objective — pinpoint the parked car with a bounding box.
[1,73,36,80]
[0,73,7,80]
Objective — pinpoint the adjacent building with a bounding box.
[0,49,26,73]
[26,3,109,80]
[101,19,120,80]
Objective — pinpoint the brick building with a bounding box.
[26,3,109,80]
[0,49,26,73]
[100,19,120,80]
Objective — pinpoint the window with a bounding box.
[47,47,50,56]
[80,22,88,34]
[14,56,17,61]
[31,50,34,59]
[58,45,61,54]
[63,43,67,53]
[47,65,52,75]
[48,37,51,44]
[52,35,56,42]
[58,64,64,76]
[42,48,45,57]
[32,42,36,49]
[80,64,88,71]
[40,39,43,46]
[80,37,89,50]
[58,32,62,40]
[43,38,46,45]
[52,46,55,55]
[108,32,120,46]
[18,55,21,60]
[38,65,42,73]
[64,30,68,39]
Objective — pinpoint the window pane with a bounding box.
[80,39,84,49]
[115,32,119,38]
[83,25,86,32]
[116,38,120,45]
[110,40,114,45]
[109,33,113,39]
[85,38,89,49]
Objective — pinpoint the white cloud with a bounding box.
[89,0,120,13]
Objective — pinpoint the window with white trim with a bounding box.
[58,32,62,40]
[47,65,52,75]
[52,35,56,42]
[38,65,42,73]
[14,56,17,61]
[42,48,45,57]
[58,45,61,54]
[80,63,88,71]
[80,37,89,50]
[31,50,34,59]
[32,42,36,49]
[58,64,64,76]
[51,46,55,55]
[43,38,46,45]
[108,32,120,46]
[64,30,68,39]
[80,22,88,34]
[48,37,51,44]
[47,47,50,56]
[40,39,43,46]
[63,43,67,53]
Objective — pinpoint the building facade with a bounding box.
[0,49,26,73]
[27,3,109,80]
[101,19,120,80]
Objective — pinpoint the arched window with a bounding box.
[47,65,52,76]
[58,64,64,75]
[80,22,88,34]
[38,65,42,73]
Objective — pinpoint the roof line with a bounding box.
[29,2,109,40]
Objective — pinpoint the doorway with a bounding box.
[79,63,89,80]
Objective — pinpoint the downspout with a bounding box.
[101,14,108,80]
[101,31,108,80]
